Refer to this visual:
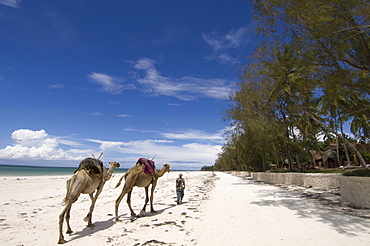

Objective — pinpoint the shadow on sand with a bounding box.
[67,204,175,243]
[247,180,370,237]
[67,217,116,243]
[118,204,175,221]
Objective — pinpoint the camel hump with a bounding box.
[75,158,104,175]
[137,158,155,175]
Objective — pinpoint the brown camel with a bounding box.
[58,158,120,244]
[114,161,170,222]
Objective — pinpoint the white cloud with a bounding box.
[133,58,234,100]
[161,129,223,141]
[117,114,132,118]
[88,72,135,94]
[0,0,21,8]
[203,26,249,51]
[86,138,222,169]
[89,112,104,116]
[87,58,234,100]
[134,58,157,70]
[48,84,65,89]
[0,128,225,169]
[123,127,158,134]
[84,128,226,168]
[0,129,91,160]
[202,26,252,64]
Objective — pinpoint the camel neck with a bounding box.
[155,167,169,177]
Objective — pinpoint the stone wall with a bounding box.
[251,172,303,186]
[301,173,341,189]
[339,176,370,209]
[251,172,341,189]
[250,172,370,208]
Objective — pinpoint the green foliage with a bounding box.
[359,150,370,162]
[343,168,370,177]
[216,0,370,171]
[200,166,215,171]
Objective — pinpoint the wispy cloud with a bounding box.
[202,25,253,64]
[117,114,132,118]
[86,138,221,169]
[133,58,234,101]
[0,0,21,8]
[88,112,104,116]
[161,129,223,142]
[123,127,158,133]
[48,84,65,89]
[152,25,188,45]
[88,59,234,101]
[88,72,135,94]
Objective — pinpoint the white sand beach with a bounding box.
[1,171,370,246]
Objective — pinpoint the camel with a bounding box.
[114,159,170,222]
[58,158,120,244]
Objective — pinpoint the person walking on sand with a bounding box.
[176,173,185,204]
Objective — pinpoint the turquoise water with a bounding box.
[0,165,128,176]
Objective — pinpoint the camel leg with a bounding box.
[85,181,105,227]
[58,202,73,244]
[115,187,131,222]
[126,190,137,217]
[139,186,150,217]
[84,193,95,227]
[65,205,73,234]
[150,180,158,213]
[58,172,87,243]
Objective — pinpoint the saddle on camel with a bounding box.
[137,158,156,175]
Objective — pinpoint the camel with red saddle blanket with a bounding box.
[114,158,170,221]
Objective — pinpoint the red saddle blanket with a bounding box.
[138,158,155,175]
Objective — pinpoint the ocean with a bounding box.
[0,165,129,176]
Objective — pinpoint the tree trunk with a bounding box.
[296,154,301,170]
[286,91,368,168]
[262,155,266,172]
[286,146,294,171]
[335,137,341,168]
[340,124,351,166]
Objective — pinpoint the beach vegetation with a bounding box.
[343,168,370,177]
[215,0,370,172]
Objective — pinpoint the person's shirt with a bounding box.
[176,177,185,191]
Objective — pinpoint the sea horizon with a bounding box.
[0,164,129,176]
[0,164,193,176]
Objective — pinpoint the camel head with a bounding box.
[103,161,120,181]
[109,161,120,169]
[163,163,170,172]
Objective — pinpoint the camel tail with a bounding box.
[115,171,129,188]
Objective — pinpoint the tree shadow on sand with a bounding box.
[248,183,370,237]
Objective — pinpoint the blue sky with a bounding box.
[0,0,256,170]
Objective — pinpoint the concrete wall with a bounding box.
[302,173,341,189]
[340,176,370,209]
[251,172,341,189]
[251,172,370,208]
[251,172,303,186]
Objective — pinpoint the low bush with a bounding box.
[343,168,370,177]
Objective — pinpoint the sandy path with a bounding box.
[196,172,370,246]
[1,171,370,245]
